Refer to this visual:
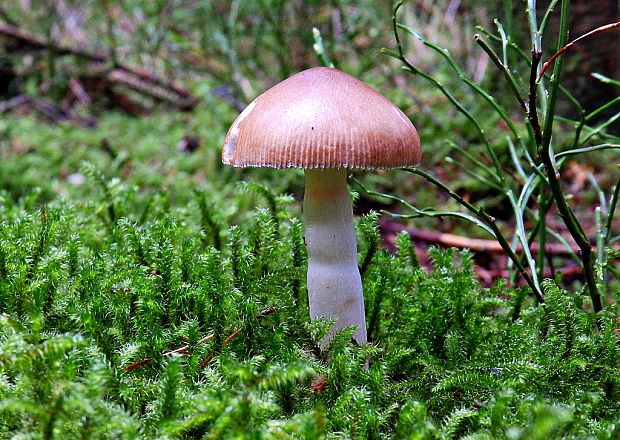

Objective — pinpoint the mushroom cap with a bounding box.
[222,67,421,170]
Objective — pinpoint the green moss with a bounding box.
[0,174,618,437]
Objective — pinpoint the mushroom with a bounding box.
[222,67,421,345]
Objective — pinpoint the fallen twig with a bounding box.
[0,22,105,61]
[476,264,583,286]
[222,328,242,345]
[0,94,28,113]
[161,334,215,357]
[0,94,96,126]
[0,23,198,110]
[124,332,220,372]
[68,77,92,106]
[124,306,276,372]
[379,218,620,255]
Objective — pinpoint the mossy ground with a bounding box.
[0,110,618,439]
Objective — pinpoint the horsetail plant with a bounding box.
[376,0,620,321]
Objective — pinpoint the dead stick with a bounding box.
[6,95,97,127]
[68,77,92,105]
[199,355,213,368]
[161,334,214,357]
[0,95,28,112]
[380,220,620,255]
[0,23,196,105]
[200,327,242,369]
[223,328,242,345]
[124,307,275,372]
[0,23,106,61]
[124,333,214,371]
[108,69,183,104]
[123,357,153,372]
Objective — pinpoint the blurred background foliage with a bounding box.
[1,0,618,112]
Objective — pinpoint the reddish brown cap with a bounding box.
[222,67,421,169]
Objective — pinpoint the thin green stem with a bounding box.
[494,19,509,66]
[595,207,606,286]
[581,112,620,144]
[476,26,529,60]
[527,0,541,52]
[474,33,527,113]
[606,173,620,242]
[403,167,544,302]
[571,109,587,149]
[585,97,620,122]
[539,0,560,35]
[350,177,495,236]
[475,26,584,115]
[444,157,504,191]
[500,0,513,40]
[537,191,547,281]
[592,72,620,87]
[536,0,603,314]
[508,188,542,294]
[445,140,500,183]
[555,143,620,159]
[507,137,528,181]
[389,15,505,184]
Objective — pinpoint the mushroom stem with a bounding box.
[303,168,367,346]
